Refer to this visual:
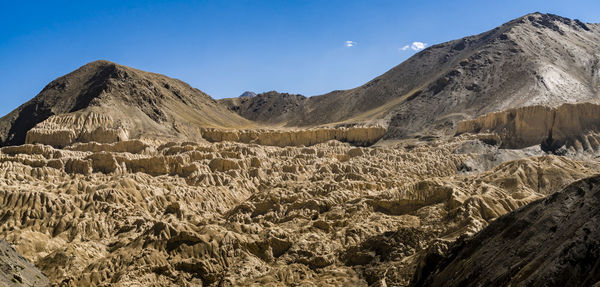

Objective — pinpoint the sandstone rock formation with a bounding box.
[412,174,600,287]
[222,13,600,139]
[457,103,600,154]
[1,134,599,286]
[200,126,386,147]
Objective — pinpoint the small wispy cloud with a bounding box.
[400,42,428,52]
[410,41,427,51]
[345,40,356,47]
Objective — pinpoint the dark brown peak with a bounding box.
[239,91,257,98]
[74,60,144,81]
[0,61,128,146]
[83,59,117,66]
[413,13,539,55]
[516,12,592,32]
[39,60,126,96]
[258,91,306,99]
[75,60,122,74]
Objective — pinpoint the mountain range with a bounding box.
[1,13,599,147]
[222,13,600,139]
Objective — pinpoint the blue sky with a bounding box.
[1,0,599,117]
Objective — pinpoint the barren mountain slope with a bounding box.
[0,239,49,286]
[412,174,600,287]
[0,60,254,147]
[220,91,309,126]
[222,13,600,138]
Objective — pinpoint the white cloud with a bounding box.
[400,45,410,51]
[345,40,356,47]
[410,41,427,51]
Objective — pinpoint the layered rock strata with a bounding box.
[457,103,600,153]
[200,127,386,147]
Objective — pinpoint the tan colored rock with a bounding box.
[0,135,598,286]
[67,140,148,154]
[64,158,93,175]
[348,148,365,158]
[87,152,120,173]
[209,158,240,172]
[25,128,77,148]
[457,103,600,151]
[201,126,386,147]
[122,156,169,176]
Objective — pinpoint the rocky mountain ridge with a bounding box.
[0,60,254,147]
[1,14,598,149]
[222,13,600,139]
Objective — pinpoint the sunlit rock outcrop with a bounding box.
[457,103,600,153]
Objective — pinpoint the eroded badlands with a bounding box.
[1,133,599,286]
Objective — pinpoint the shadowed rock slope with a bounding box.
[0,60,254,147]
[0,239,49,286]
[222,13,600,138]
[412,174,600,287]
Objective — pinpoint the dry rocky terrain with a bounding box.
[1,134,600,286]
[0,239,49,286]
[0,12,599,287]
[413,175,600,287]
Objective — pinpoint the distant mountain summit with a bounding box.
[220,91,308,124]
[239,91,257,98]
[0,60,253,147]
[221,13,600,139]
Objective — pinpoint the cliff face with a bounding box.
[456,103,600,153]
[221,13,600,138]
[412,174,600,287]
[0,60,253,147]
[200,127,386,147]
